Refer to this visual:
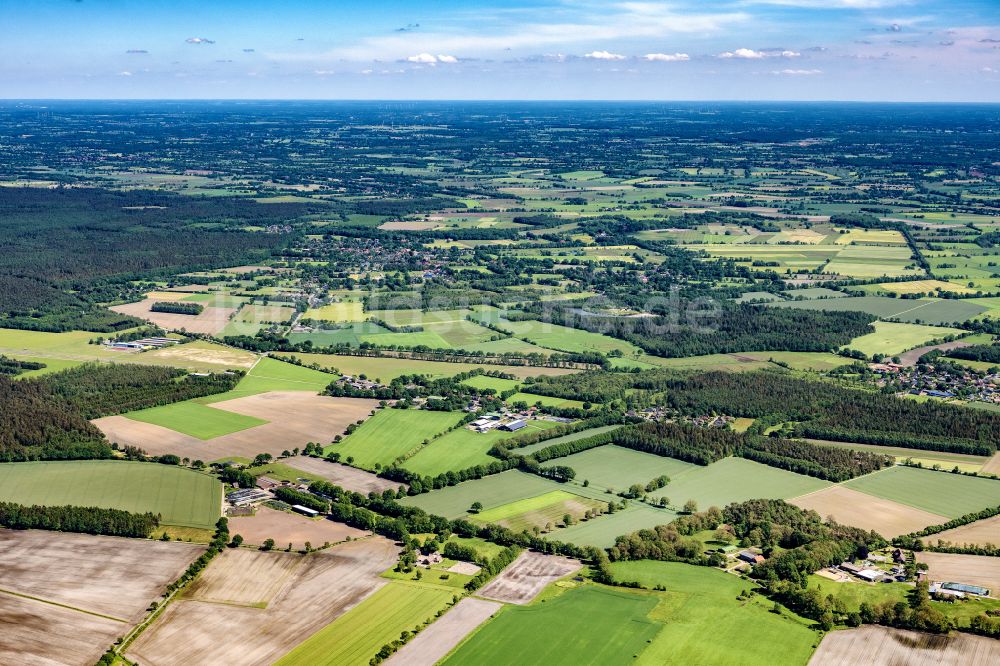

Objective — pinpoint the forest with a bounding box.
[0,502,160,539]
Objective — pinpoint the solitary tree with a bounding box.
[683,499,698,514]
[469,501,483,514]
[261,538,275,551]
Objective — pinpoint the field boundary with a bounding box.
[0,587,128,623]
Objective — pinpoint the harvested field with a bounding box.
[97,393,379,461]
[111,298,237,335]
[922,515,1000,548]
[127,537,399,666]
[477,551,581,605]
[789,485,947,538]
[0,593,125,666]
[228,507,369,551]
[898,341,974,366]
[810,626,1000,665]
[917,552,1000,595]
[186,548,301,607]
[384,597,502,666]
[284,456,405,494]
[0,529,204,621]
[139,339,257,370]
[982,452,1000,476]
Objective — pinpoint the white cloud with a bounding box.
[745,0,907,6]
[436,54,459,63]
[644,52,690,62]
[719,48,800,59]
[773,68,822,75]
[405,53,459,64]
[585,50,626,60]
[117,71,133,77]
[185,37,215,45]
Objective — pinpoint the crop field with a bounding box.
[228,506,369,551]
[471,312,641,356]
[789,486,947,538]
[843,466,1000,519]
[403,420,557,477]
[0,461,221,529]
[128,538,399,666]
[288,322,391,347]
[125,400,269,439]
[877,279,979,295]
[843,321,966,356]
[471,490,606,532]
[461,374,522,393]
[554,503,679,548]
[506,391,586,408]
[288,352,579,382]
[284,456,404,494]
[304,299,365,322]
[447,586,661,666]
[385,597,502,666]
[922,515,1000,548]
[216,356,334,398]
[186,548,302,607]
[610,561,817,666]
[544,445,698,492]
[917,552,1000,596]
[274,580,454,666]
[774,296,987,326]
[516,424,624,455]
[96,394,380,462]
[401,470,569,519]
[111,298,237,335]
[647,457,831,510]
[810,626,1000,666]
[326,408,464,470]
[805,439,989,473]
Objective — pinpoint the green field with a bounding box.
[769,297,986,326]
[516,425,624,455]
[554,502,679,548]
[471,489,605,532]
[461,374,521,393]
[125,400,268,439]
[471,312,641,356]
[444,586,662,666]
[506,391,586,408]
[647,457,831,510]
[287,352,577,382]
[843,466,1000,518]
[325,408,464,470]
[805,439,989,473]
[608,561,817,666]
[275,581,453,666]
[288,322,391,347]
[217,356,334,398]
[400,469,566,519]
[303,300,365,322]
[402,420,558,477]
[543,445,697,492]
[0,460,222,529]
[843,321,966,356]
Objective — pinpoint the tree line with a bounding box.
[0,502,159,538]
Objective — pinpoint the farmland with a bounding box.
[326,408,464,470]
[789,486,947,538]
[228,506,369,550]
[543,445,697,492]
[471,490,606,532]
[842,466,1000,519]
[922,515,1000,548]
[843,321,966,357]
[917,552,1000,597]
[0,461,221,529]
[400,470,570,519]
[810,626,1000,666]
[403,419,558,477]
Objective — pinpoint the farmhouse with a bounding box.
[738,550,765,565]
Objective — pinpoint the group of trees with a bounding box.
[150,301,204,315]
[0,502,159,538]
[0,355,46,376]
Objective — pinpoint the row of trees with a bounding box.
[0,502,159,538]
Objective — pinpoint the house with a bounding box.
[892,549,906,564]
[738,550,765,565]
[501,419,527,432]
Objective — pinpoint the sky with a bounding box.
[2,0,999,101]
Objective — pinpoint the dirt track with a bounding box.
[127,537,399,666]
[477,551,580,605]
[384,597,501,666]
[810,626,1000,665]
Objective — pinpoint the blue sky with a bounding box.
[2,0,999,100]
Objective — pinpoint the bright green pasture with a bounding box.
[554,503,679,548]
[275,581,452,666]
[0,460,221,529]
[471,490,605,532]
[358,330,452,349]
[844,321,965,356]
[444,586,661,666]
[543,445,697,492]
[610,561,817,666]
[472,314,641,356]
[647,457,830,510]
[287,322,390,347]
[215,356,334,399]
[844,466,1000,518]
[125,401,267,439]
[303,300,365,322]
[325,408,463,470]
[7,356,84,378]
[400,470,565,519]
[402,420,557,477]
[460,374,521,393]
[506,391,585,408]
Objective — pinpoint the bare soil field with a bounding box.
[922,515,1000,549]
[448,561,482,575]
[228,507,369,551]
[111,298,237,335]
[917,552,1000,595]
[898,341,974,366]
[127,537,399,666]
[97,393,380,461]
[284,456,406,494]
[477,551,581,605]
[384,597,502,666]
[789,486,947,538]
[141,342,257,369]
[0,592,125,666]
[0,529,204,621]
[810,626,1000,665]
[380,221,440,231]
[186,548,302,607]
[981,452,1000,476]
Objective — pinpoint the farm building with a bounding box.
[738,551,765,565]
[941,582,990,597]
[227,488,270,507]
[501,419,528,432]
[291,505,319,517]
